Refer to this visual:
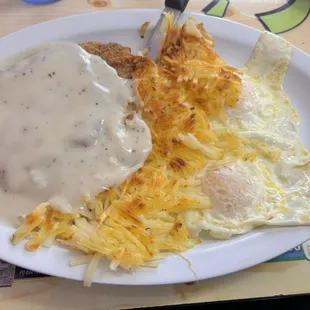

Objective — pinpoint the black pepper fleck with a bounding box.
[81,160,84,163]
[22,72,26,76]
[53,158,57,163]
[105,148,108,151]
[48,73,52,78]
[95,102,98,106]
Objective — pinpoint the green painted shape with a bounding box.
[258,0,310,34]
[205,0,229,18]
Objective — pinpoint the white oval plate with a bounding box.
[1,9,310,286]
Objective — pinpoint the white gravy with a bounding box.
[0,42,152,227]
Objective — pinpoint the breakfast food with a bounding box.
[186,31,310,239]
[79,42,141,79]
[0,41,152,230]
[1,16,310,287]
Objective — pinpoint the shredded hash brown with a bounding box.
[11,17,244,286]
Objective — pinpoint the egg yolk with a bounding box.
[202,162,263,219]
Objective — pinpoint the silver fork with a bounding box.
[147,0,190,62]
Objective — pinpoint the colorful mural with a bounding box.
[202,0,310,34]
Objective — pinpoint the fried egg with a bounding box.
[185,32,310,239]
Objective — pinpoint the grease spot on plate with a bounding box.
[88,0,110,8]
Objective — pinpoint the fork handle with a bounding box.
[165,0,190,12]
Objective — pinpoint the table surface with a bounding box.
[0,0,310,309]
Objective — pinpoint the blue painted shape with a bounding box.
[23,0,60,4]
[268,245,306,263]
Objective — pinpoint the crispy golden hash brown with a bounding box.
[11,17,244,286]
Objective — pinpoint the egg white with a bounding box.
[185,32,310,239]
